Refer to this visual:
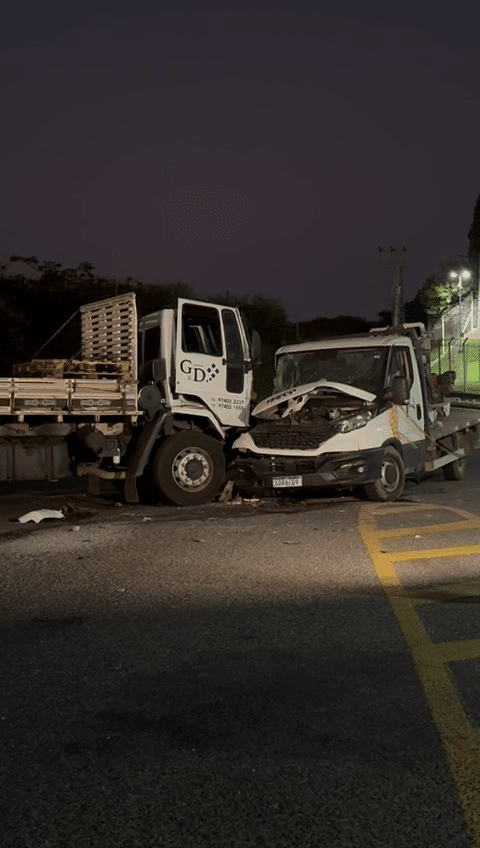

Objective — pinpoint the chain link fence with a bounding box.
[428,296,480,392]
[430,337,480,393]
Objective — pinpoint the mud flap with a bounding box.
[124,412,167,503]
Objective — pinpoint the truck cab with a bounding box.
[138,298,259,429]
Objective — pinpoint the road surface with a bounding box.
[2,462,480,847]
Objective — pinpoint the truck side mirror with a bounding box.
[139,358,167,383]
[250,330,261,365]
[390,375,410,405]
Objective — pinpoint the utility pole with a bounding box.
[378,246,407,325]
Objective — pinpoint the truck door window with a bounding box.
[386,348,413,387]
[222,309,244,393]
[143,325,160,364]
[181,304,222,356]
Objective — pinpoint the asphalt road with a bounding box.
[2,463,480,847]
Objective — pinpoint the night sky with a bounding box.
[2,2,480,322]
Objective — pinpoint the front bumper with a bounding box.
[234,448,384,491]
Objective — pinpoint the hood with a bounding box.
[253,380,376,418]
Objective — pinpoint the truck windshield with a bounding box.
[274,348,387,394]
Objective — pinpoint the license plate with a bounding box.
[272,475,303,488]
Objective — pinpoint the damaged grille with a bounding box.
[267,459,317,474]
[251,423,333,451]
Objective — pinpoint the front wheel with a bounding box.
[364,446,405,502]
[151,432,226,506]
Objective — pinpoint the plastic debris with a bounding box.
[18,509,65,524]
[71,526,81,532]
[218,480,234,502]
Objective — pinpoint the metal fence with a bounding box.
[430,337,480,393]
[428,295,480,392]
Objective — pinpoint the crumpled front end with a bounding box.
[233,380,382,492]
[234,447,384,492]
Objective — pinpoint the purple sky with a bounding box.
[2,2,480,321]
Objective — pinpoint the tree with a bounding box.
[0,256,197,372]
[298,315,371,338]
[415,257,474,327]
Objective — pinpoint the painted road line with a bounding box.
[404,581,480,609]
[410,582,480,602]
[358,502,480,848]
[437,640,480,663]
[390,544,480,561]
[378,518,480,538]
[371,504,477,518]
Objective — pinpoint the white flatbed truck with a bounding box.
[233,323,480,500]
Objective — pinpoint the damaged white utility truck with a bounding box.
[233,323,480,501]
[0,293,260,505]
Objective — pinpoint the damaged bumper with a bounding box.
[234,448,384,491]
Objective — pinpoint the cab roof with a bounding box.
[277,333,410,355]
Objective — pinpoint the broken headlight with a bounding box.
[336,410,373,434]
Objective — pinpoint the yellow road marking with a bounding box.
[390,544,480,561]
[437,640,480,663]
[403,581,480,607]
[371,503,477,518]
[379,519,480,538]
[359,502,480,847]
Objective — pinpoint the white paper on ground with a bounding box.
[18,509,65,524]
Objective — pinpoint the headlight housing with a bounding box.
[336,410,373,434]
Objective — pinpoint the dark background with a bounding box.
[2,2,480,322]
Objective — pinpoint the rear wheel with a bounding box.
[443,448,467,481]
[151,432,226,506]
[364,446,405,501]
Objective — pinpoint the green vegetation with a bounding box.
[4,185,480,400]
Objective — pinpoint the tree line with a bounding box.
[0,255,372,397]
[0,256,299,398]
[2,190,479,390]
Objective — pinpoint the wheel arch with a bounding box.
[163,413,225,443]
[381,437,404,459]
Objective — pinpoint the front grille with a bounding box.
[267,459,317,474]
[251,424,331,451]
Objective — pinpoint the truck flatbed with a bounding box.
[437,403,480,434]
[0,377,138,418]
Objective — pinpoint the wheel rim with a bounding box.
[171,447,213,492]
[381,457,400,493]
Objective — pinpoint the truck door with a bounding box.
[386,345,426,467]
[175,299,252,427]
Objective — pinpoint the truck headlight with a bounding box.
[336,410,373,434]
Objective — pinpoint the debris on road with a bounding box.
[18,509,65,524]
[217,480,234,503]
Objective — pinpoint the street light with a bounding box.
[449,269,471,340]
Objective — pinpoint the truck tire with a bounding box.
[151,432,226,506]
[442,453,467,481]
[364,446,405,502]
